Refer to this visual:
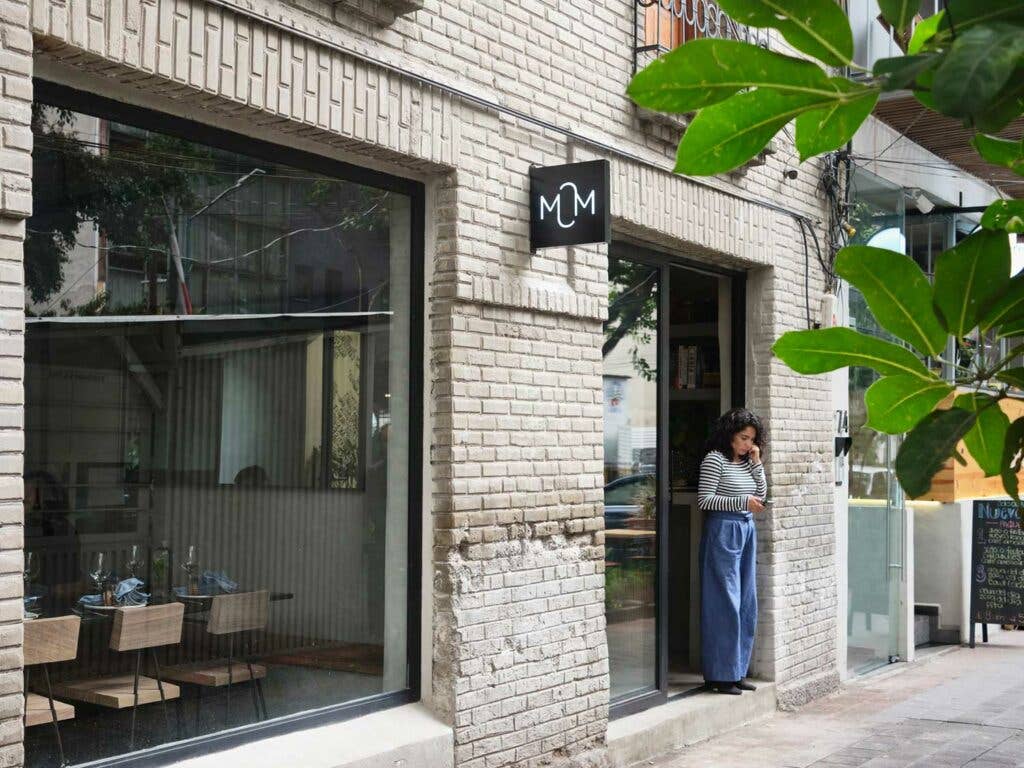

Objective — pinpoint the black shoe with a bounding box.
[735,679,757,691]
[707,681,742,695]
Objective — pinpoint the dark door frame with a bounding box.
[607,241,747,720]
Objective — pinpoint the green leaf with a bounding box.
[996,368,1024,389]
[980,272,1024,333]
[794,80,879,160]
[865,375,952,434]
[955,393,1010,476]
[932,24,1024,122]
[972,135,1024,175]
[908,10,945,54]
[975,71,1024,134]
[627,39,837,115]
[834,246,947,356]
[675,89,828,175]
[873,54,940,91]
[981,200,1024,235]
[772,327,931,379]
[941,0,1024,34]
[913,67,937,109]
[998,317,1024,339]
[716,0,854,66]
[980,252,1024,332]
[1002,416,1024,501]
[878,0,918,35]
[933,229,1012,338]
[914,89,936,110]
[896,408,977,498]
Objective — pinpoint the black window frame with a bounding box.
[29,79,425,768]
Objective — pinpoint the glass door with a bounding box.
[604,246,745,712]
[846,168,906,675]
[847,422,904,673]
[603,254,660,703]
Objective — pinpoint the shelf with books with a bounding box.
[670,341,720,391]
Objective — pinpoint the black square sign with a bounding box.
[529,159,611,251]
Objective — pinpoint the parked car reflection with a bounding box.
[604,473,655,530]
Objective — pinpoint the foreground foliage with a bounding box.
[628,0,1024,499]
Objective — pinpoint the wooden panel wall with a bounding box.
[918,394,1024,501]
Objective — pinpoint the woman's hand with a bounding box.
[748,444,761,465]
[746,496,764,514]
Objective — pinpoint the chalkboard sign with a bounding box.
[970,499,1024,646]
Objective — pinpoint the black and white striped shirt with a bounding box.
[697,450,768,512]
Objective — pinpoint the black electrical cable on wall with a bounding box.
[797,217,812,329]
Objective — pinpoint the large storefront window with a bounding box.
[23,89,420,765]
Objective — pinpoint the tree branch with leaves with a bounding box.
[628,0,1024,501]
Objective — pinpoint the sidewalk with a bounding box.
[648,630,1024,768]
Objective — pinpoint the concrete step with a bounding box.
[606,682,777,768]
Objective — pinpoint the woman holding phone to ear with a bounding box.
[697,408,767,695]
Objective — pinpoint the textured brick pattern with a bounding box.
[25,0,839,766]
[0,216,24,767]
[1,0,31,220]
[0,0,29,759]
[431,300,607,766]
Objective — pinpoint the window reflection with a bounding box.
[603,255,658,701]
[24,104,413,765]
[847,168,903,675]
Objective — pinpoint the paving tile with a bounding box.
[653,631,1024,768]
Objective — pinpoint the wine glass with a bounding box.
[126,545,143,578]
[88,552,109,593]
[182,545,200,595]
[23,551,39,588]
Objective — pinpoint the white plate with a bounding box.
[175,593,214,601]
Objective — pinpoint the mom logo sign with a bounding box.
[529,160,611,251]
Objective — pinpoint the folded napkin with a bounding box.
[174,571,237,597]
[201,570,238,594]
[78,577,149,607]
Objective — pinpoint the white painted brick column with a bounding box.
[0,0,30,760]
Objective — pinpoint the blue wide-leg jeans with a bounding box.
[700,510,757,683]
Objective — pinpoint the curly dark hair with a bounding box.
[704,408,766,460]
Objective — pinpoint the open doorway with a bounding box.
[666,265,734,696]
[603,244,744,715]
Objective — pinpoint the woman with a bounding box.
[697,408,767,695]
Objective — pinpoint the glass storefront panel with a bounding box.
[24,101,416,765]
[603,255,659,702]
[847,168,905,676]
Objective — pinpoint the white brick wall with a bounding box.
[0,0,29,756]
[20,0,839,765]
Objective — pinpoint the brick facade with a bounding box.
[0,0,30,759]
[11,0,838,765]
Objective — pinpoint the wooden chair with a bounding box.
[163,591,270,721]
[52,603,184,748]
[24,616,80,767]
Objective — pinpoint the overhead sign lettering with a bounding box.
[530,160,611,251]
